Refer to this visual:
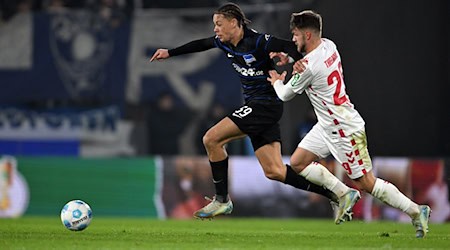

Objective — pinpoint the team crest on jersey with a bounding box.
[49,11,113,99]
[243,54,256,66]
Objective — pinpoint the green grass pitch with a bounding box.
[1,217,450,249]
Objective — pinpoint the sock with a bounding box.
[285,164,338,203]
[371,178,419,218]
[210,157,229,203]
[299,162,350,198]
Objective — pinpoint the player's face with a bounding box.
[292,28,307,53]
[213,14,237,43]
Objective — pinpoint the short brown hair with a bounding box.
[215,2,251,27]
[290,10,322,34]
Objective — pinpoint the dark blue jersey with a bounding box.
[168,27,301,104]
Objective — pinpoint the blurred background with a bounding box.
[0,0,449,221]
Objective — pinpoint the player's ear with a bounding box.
[232,18,238,28]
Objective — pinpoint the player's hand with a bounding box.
[150,49,169,62]
[267,70,287,86]
[293,59,308,74]
[270,52,290,66]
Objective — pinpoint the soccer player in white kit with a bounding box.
[267,10,431,238]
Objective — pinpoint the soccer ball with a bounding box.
[60,200,93,231]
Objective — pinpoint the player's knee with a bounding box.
[289,158,310,173]
[202,130,218,149]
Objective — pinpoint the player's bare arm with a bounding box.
[149,49,170,62]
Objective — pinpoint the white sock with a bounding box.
[299,162,350,198]
[371,178,419,218]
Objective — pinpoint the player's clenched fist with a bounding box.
[150,49,169,62]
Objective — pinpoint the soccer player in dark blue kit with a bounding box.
[150,3,343,219]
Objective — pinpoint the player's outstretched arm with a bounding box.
[150,37,216,63]
[150,49,170,62]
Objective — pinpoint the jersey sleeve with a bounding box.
[273,79,296,101]
[286,67,313,95]
[168,36,216,57]
[265,36,303,61]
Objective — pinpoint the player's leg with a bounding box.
[253,141,338,203]
[193,116,245,219]
[342,130,430,237]
[299,124,365,224]
[293,124,359,209]
[291,148,352,198]
[291,147,360,224]
[353,171,430,238]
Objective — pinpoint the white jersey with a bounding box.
[274,38,364,136]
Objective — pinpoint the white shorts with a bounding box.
[298,123,372,179]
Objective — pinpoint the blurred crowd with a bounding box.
[0,0,134,23]
[0,0,290,23]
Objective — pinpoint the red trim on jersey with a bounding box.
[308,85,348,139]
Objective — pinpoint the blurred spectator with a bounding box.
[43,0,86,8]
[162,156,214,219]
[0,0,36,22]
[17,0,33,13]
[407,159,450,223]
[147,92,192,155]
[195,103,227,154]
[85,0,133,27]
[169,157,209,218]
[43,0,66,12]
